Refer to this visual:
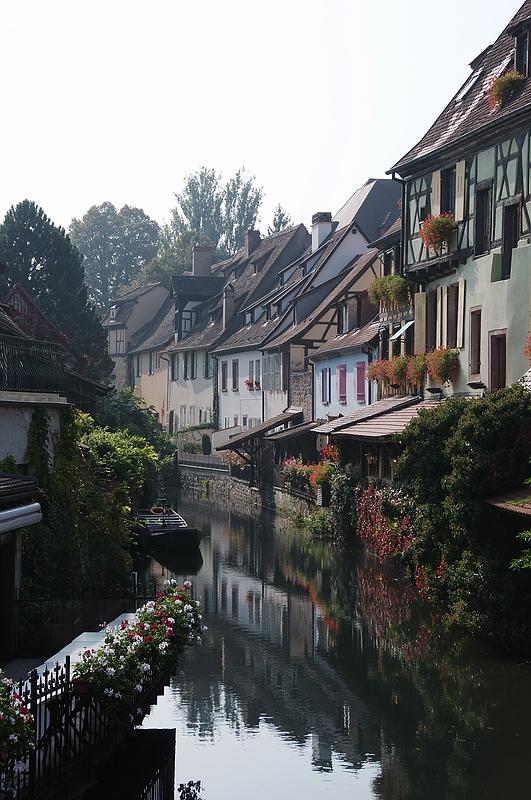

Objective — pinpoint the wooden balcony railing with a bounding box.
[0,335,67,395]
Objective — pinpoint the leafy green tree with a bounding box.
[170,166,264,257]
[69,202,160,311]
[268,204,293,235]
[0,200,112,381]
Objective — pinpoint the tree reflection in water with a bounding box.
[140,495,531,800]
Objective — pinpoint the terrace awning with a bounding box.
[215,410,303,450]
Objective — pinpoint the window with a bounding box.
[168,410,174,436]
[356,361,366,402]
[184,351,197,380]
[427,290,437,351]
[170,353,179,381]
[115,329,125,354]
[502,202,520,279]
[447,283,459,349]
[179,405,187,427]
[432,162,466,222]
[233,414,238,427]
[136,354,142,377]
[489,330,507,391]
[338,364,347,403]
[221,361,228,391]
[203,351,212,379]
[232,359,239,391]
[516,30,529,76]
[148,352,154,375]
[242,414,248,428]
[383,250,393,276]
[470,307,482,379]
[248,360,254,383]
[321,367,331,404]
[442,167,456,217]
[223,417,230,429]
[189,406,196,426]
[337,303,349,334]
[263,354,281,390]
[475,186,491,255]
[255,359,261,387]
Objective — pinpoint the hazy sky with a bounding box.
[0,1,522,235]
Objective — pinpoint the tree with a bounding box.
[0,200,112,381]
[268,204,293,235]
[170,167,264,258]
[143,227,219,288]
[69,202,160,311]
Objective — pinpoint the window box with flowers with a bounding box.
[386,354,410,386]
[366,359,390,384]
[368,274,410,309]
[426,347,459,385]
[72,580,204,709]
[419,213,456,257]
[406,353,427,387]
[244,379,254,390]
[487,69,525,111]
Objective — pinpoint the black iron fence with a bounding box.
[2,655,170,800]
[0,335,67,394]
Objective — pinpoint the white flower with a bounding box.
[135,684,143,692]
[183,580,192,590]
[141,663,151,673]
[106,667,116,676]
[9,734,18,742]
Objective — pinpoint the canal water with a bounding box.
[138,494,531,800]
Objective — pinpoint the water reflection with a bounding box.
[139,495,531,800]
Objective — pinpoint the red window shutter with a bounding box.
[338,364,347,403]
[356,361,366,402]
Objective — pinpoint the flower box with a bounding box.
[71,677,91,696]
[488,69,525,111]
[419,213,456,257]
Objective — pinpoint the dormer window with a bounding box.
[516,31,529,76]
[110,305,117,320]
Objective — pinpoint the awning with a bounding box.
[484,488,531,517]
[0,473,40,507]
[314,395,421,435]
[389,319,414,341]
[265,421,322,442]
[334,401,439,441]
[0,502,42,533]
[216,410,303,450]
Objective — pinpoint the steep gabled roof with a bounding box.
[333,179,401,240]
[314,395,422,435]
[309,317,379,361]
[263,248,379,350]
[129,296,175,354]
[391,0,531,175]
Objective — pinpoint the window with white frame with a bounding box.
[263,354,281,390]
[170,353,179,381]
[221,361,228,391]
[136,354,142,377]
[179,405,186,427]
[321,367,331,404]
[232,359,239,391]
[148,352,154,375]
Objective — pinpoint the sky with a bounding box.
[0,0,524,236]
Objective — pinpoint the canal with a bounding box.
[138,494,531,800]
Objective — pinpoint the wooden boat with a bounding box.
[134,504,202,550]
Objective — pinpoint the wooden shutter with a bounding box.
[455,161,466,222]
[456,277,465,348]
[414,292,427,355]
[431,171,442,217]
[356,361,366,402]
[338,364,347,403]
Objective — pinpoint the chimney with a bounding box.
[311,212,333,252]
[222,283,235,329]
[192,245,213,276]
[245,230,261,258]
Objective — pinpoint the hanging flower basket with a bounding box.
[487,69,525,111]
[419,213,456,256]
[406,353,427,386]
[426,347,459,385]
[368,274,410,308]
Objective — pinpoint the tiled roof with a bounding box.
[216,410,303,450]
[391,1,531,175]
[315,395,421,435]
[0,306,29,337]
[263,249,379,350]
[484,487,531,517]
[212,316,284,354]
[333,179,401,240]
[168,317,224,352]
[130,296,175,353]
[170,275,225,299]
[333,400,440,440]
[309,318,380,360]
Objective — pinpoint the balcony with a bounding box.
[0,334,67,395]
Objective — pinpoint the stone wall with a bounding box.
[290,371,313,420]
[178,464,314,516]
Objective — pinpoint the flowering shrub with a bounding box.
[281,456,313,488]
[426,347,459,384]
[368,274,410,308]
[356,482,415,559]
[487,69,524,111]
[222,451,247,468]
[73,580,204,707]
[419,213,455,256]
[0,672,34,793]
[406,353,427,386]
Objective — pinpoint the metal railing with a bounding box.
[0,335,67,394]
[2,655,169,800]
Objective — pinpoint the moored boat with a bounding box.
[135,504,202,550]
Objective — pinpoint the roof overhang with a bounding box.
[216,410,303,450]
